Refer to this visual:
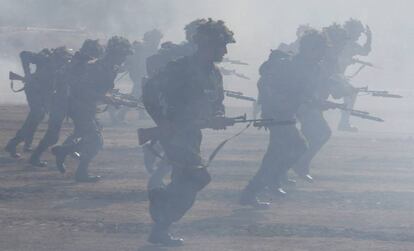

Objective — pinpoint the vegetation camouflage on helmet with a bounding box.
[323,23,349,48]
[184,18,207,43]
[343,18,365,35]
[192,18,235,46]
[299,29,328,53]
[105,36,133,56]
[80,39,104,59]
[143,29,163,43]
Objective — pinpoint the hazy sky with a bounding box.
[0,0,412,103]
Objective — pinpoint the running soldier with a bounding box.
[29,40,104,167]
[240,31,329,207]
[143,19,235,246]
[52,36,131,182]
[5,47,70,159]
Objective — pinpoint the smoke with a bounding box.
[0,0,413,107]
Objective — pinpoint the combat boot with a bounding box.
[148,223,183,247]
[5,140,21,159]
[29,148,47,167]
[75,165,100,183]
[239,189,270,209]
[29,156,47,167]
[338,121,358,132]
[51,146,66,173]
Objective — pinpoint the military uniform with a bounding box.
[52,36,131,181]
[30,41,104,168]
[241,31,328,207]
[5,49,58,158]
[144,19,234,246]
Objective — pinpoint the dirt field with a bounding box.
[1,104,414,251]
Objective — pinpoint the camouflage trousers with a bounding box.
[7,85,48,149]
[294,106,331,175]
[57,101,103,175]
[30,91,69,161]
[244,124,307,194]
[148,127,211,227]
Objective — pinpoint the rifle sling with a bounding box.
[146,123,252,168]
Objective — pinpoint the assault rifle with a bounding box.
[356,86,403,98]
[107,89,145,109]
[137,114,276,145]
[322,100,384,122]
[9,71,26,92]
[222,58,249,65]
[224,90,256,102]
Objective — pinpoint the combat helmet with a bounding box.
[343,18,365,38]
[51,46,72,64]
[323,23,348,49]
[184,18,207,43]
[299,30,328,56]
[192,18,235,46]
[105,36,133,57]
[80,39,104,59]
[143,29,163,43]
[296,24,313,38]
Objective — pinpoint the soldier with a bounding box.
[292,24,349,181]
[109,29,163,124]
[240,31,329,208]
[337,18,372,132]
[5,47,69,158]
[29,40,104,167]
[52,36,132,182]
[143,18,235,246]
[277,24,313,55]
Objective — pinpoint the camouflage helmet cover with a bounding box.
[80,39,104,59]
[184,18,207,42]
[343,18,365,35]
[143,29,163,42]
[106,36,133,56]
[192,18,235,46]
[299,29,328,53]
[322,23,349,47]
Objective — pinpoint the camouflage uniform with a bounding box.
[109,29,162,123]
[145,19,234,246]
[5,48,63,158]
[29,41,104,167]
[52,36,131,181]
[240,31,329,207]
[292,25,349,180]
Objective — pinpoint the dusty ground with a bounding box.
[1,104,414,251]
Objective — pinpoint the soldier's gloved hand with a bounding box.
[103,95,119,108]
[208,116,233,130]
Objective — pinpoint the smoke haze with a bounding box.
[1,0,412,125]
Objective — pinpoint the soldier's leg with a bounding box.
[30,104,67,167]
[75,121,103,182]
[5,89,45,158]
[294,109,331,180]
[241,125,307,206]
[148,129,205,246]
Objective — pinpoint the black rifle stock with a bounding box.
[9,71,25,82]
